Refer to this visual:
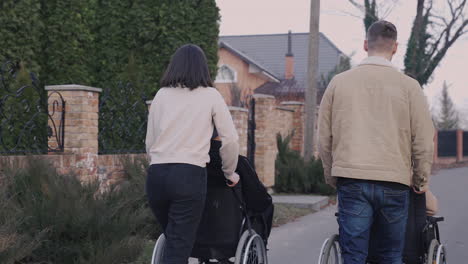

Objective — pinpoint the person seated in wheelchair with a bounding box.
[192,130,274,264]
[367,190,440,264]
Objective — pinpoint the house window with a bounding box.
[215,64,237,83]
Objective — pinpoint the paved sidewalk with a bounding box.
[267,205,338,264]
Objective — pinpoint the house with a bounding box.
[215,31,346,106]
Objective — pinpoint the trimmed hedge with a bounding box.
[0,0,220,95]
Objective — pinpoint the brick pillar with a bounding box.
[433,131,439,164]
[253,94,276,187]
[281,101,305,155]
[45,85,102,181]
[457,129,463,162]
[229,106,248,156]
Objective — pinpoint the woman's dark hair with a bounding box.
[160,44,213,90]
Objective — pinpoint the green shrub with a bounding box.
[0,157,159,264]
[275,133,335,195]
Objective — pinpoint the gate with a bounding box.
[247,97,256,167]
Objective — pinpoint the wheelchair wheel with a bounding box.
[435,244,447,264]
[427,239,439,264]
[318,234,341,264]
[151,234,166,264]
[234,230,268,264]
[427,239,447,264]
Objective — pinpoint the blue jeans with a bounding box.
[337,179,410,264]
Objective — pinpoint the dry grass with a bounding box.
[273,203,316,227]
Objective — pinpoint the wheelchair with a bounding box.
[150,172,271,264]
[318,214,447,264]
[150,190,269,264]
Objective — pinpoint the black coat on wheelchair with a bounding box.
[191,140,274,262]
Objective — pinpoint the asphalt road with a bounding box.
[267,167,468,264]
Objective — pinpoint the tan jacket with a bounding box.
[318,56,435,191]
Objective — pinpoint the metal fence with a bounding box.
[0,61,65,155]
[98,82,149,154]
[437,130,457,157]
[464,131,468,157]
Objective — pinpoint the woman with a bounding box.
[145,44,240,264]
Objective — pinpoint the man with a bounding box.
[318,20,434,264]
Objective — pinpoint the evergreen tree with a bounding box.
[40,0,96,85]
[436,81,459,130]
[0,0,43,74]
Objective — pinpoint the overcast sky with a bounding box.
[216,0,468,115]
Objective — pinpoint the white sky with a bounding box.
[216,0,468,115]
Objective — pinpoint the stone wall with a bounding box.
[97,154,146,185]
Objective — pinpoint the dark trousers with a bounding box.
[146,163,207,264]
[337,178,410,264]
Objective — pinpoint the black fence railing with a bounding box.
[98,82,149,154]
[464,131,468,157]
[247,97,256,167]
[437,130,457,157]
[0,61,65,155]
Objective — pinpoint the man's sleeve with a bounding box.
[318,78,336,187]
[409,81,435,192]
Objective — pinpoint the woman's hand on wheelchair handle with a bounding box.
[226,172,240,187]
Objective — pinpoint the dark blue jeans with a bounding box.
[337,178,410,264]
[146,163,207,264]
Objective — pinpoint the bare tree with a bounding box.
[348,0,399,31]
[304,0,320,161]
[349,0,468,86]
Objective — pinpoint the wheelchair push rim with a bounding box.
[152,234,166,264]
[234,230,268,264]
[318,234,341,264]
[428,239,447,264]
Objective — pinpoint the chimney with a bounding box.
[285,30,294,80]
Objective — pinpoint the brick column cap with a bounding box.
[276,107,295,112]
[253,94,275,99]
[45,84,102,93]
[228,106,248,112]
[281,101,304,106]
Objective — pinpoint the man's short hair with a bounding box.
[366,20,397,52]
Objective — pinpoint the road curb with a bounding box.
[273,195,331,211]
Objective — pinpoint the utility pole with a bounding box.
[304,0,320,161]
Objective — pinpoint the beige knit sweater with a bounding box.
[145,87,239,179]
